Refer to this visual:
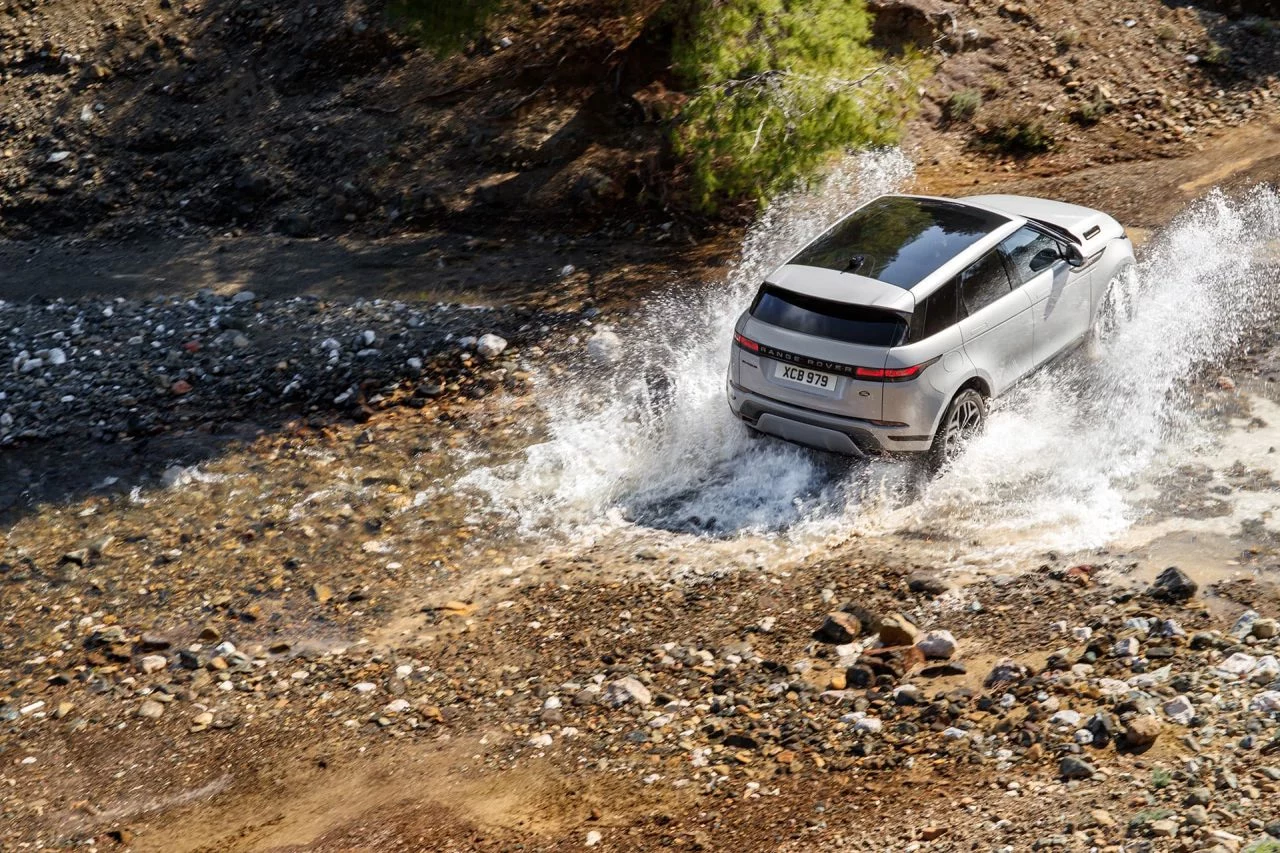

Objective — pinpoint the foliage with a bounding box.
[981,107,1057,155]
[1202,40,1231,65]
[1127,807,1174,831]
[387,0,507,55]
[667,0,924,212]
[1070,89,1110,126]
[1243,842,1280,853]
[1244,17,1278,37]
[1150,767,1173,789]
[945,89,982,122]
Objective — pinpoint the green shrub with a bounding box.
[1070,90,1110,126]
[1243,842,1280,853]
[387,0,506,54]
[668,0,924,212]
[1244,17,1278,37]
[1150,767,1172,789]
[945,89,982,122]
[982,108,1057,154]
[1202,41,1230,65]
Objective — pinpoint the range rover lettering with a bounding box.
[726,194,1135,462]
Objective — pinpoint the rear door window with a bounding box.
[1000,226,1063,286]
[750,285,908,347]
[910,278,963,341]
[958,250,1012,315]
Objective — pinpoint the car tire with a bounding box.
[930,387,986,466]
[1087,261,1137,351]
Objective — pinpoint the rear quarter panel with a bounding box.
[883,327,972,437]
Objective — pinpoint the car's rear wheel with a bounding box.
[930,388,986,465]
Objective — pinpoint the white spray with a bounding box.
[469,158,1280,560]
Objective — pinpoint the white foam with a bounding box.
[466,166,1280,563]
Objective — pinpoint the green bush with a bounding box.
[981,108,1057,154]
[945,89,982,122]
[668,0,923,212]
[387,0,506,54]
[1202,41,1231,65]
[1070,90,1110,126]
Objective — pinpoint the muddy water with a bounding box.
[460,158,1280,583]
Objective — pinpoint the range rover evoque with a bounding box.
[727,193,1135,461]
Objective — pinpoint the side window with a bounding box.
[958,250,1012,315]
[911,278,963,341]
[1000,226,1062,286]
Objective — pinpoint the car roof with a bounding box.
[771,194,1028,309]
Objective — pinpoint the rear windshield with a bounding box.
[750,285,908,347]
[790,196,1009,289]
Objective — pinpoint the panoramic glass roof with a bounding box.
[790,196,1010,289]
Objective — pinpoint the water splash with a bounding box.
[465,149,915,537]
[909,186,1280,553]
[469,160,1280,559]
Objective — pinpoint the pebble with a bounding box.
[137,700,164,719]
[877,612,920,646]
[602,677,651,707]
[1147,566,1198,601]
[916,629,957,660]
[139,654,168,674]
[1059,756,1096,779]
[1122,715,1162,749]
[476,333,508,359]
[1230,610,1260,639]
[816,612,862,644]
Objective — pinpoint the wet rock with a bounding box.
[586,330,622,366]
[906,571,951,596]
[816,612,863,644]
[476,333,508,359]
[602,677,651,707]
[1147,566,1198,601]
[876,613,920,646]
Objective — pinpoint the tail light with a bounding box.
[733,332,760,353]
[854,363,927,382]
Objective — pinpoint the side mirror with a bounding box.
[1064,243,1085,267]
[1029,246,1060,272]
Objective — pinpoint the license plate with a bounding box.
[775,362,836,391]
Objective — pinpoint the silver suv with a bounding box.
[727,194,1135,461]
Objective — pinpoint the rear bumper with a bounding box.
[727,381,934,456]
